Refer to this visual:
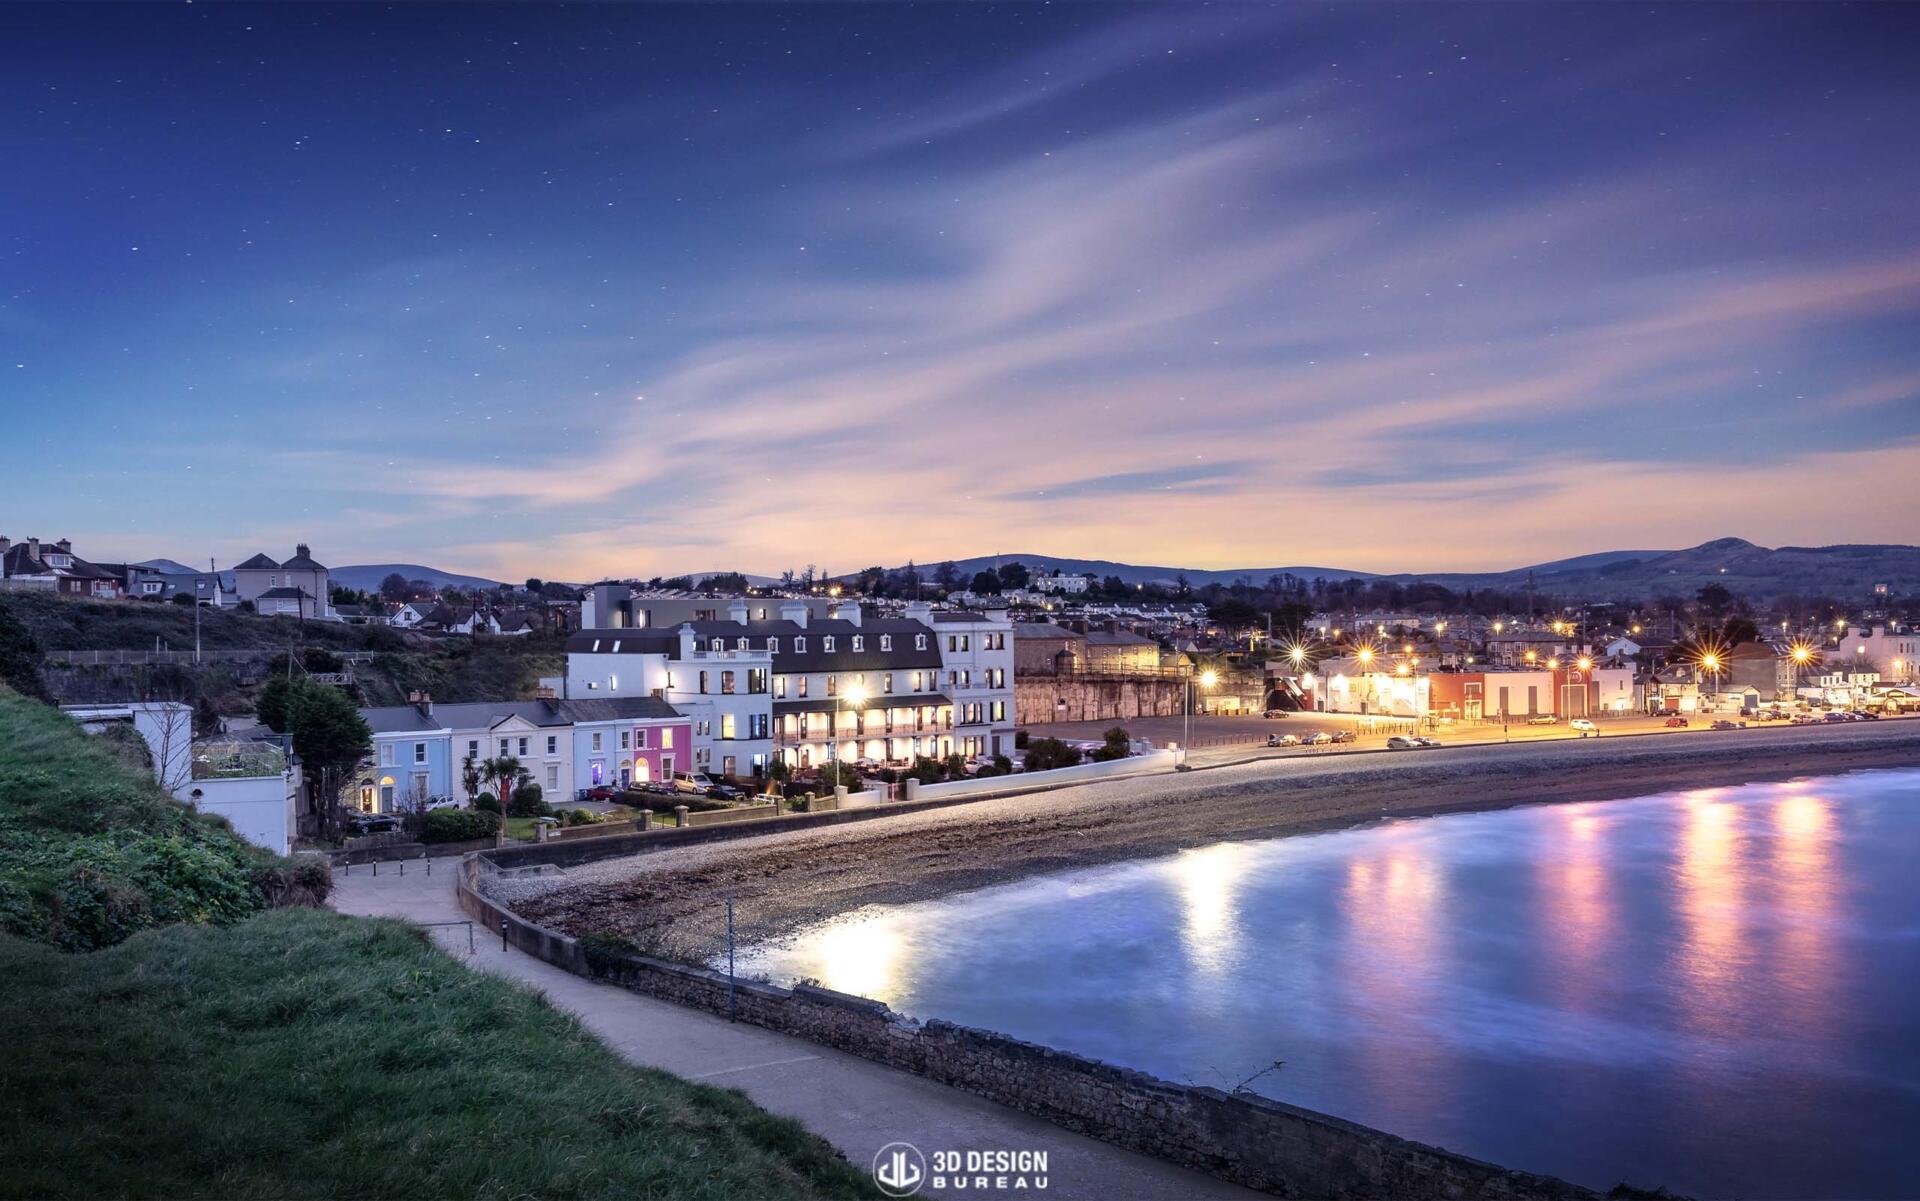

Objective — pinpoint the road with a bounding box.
[330,864,1256,1201]
[1022,710,1894,767]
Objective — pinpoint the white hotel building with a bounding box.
[560,597,1015,776]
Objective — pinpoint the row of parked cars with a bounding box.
[1266,730,1357,748]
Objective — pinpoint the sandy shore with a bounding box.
[497,721,1920,959]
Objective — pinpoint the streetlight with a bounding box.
[836,682,868,776]
[1181,669,1218,768]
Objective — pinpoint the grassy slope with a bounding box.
[0,910,874,1201]
[0,687,321,951]
[0,688,875,1199]
[6,590,385,653]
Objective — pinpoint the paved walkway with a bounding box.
[330,863,1255,1201]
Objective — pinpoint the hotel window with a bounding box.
[749,713,769,739]
[794,636,806,652]
[721,670,736,694]
[775,674,788,698]
[915,634,927,650]
[797,675,809,697]
[991,700,1005,721]
[721,714,737,740]
[852,635,863,652]
[883,673,893,694]
[823,636,835,652]
[749,668,768,693]
[699,670,709,693]
[767,637,780,652]
[881,635,892,651]
[825,674,837,696]
[737,637,749,651]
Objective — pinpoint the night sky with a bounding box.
[5,2,1919,579]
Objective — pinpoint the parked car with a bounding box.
[674,771,721,794]
[1527,714,1557,726]
[1415,736,1443,747]
[1305,731,1333,746]
[1330,730,1357,744]
[1387,735,1421,750]
[578,785,620,802]
[1267,733,1301,747]
[1262,709,1289,720]
[1857,710,1881,720]
[705,782,747,801]
[1710,719,1742,731]
[1823,712,1849,723]
[1791,713,1819,725]
[1664,716,1689,728]
[1570,718,1598,735]
[347,812,401,836]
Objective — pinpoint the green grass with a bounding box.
[0,908,877,1201]
[0,687,324,950]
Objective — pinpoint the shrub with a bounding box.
[813,761,866,793]
[992,753,1013,775]
[1022,737,1082,772]
[1090,726,1132,762]
[474,792,500,813]
[421,808,498,844]
[562,808,600,828]
[507,782,548,817]
[1014,729,1030,749]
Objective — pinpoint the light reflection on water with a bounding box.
[735,769,1920,1198]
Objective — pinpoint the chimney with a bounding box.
[832,600,862,627]
[27,537,39,561]
[727,599,749,625]
[0,537,9,558]
[296,543,310,559]
[535,684,556,699]
[55,538,71,554]
[905,600,932,624]
[676,622,698,661]
[408,691,432,715]
[780,600,810,629]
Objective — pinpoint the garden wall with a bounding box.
[457,856,1592,1200]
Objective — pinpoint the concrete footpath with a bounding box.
[330,864,1255,1201]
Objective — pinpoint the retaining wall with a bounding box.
[457,855,1593,1200]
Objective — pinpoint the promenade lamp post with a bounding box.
[1698,651,1723,698]
[835,682,868,779]
[1180,669,1218,769]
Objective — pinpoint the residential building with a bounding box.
[581,584,838,630]
[1,537,124,597]
[355,692,688,810]
[1840,626,1919,683]
[232,544,337,620]
[176,736,302,857]
[1033,573,1092,595]
[563,621,776,779]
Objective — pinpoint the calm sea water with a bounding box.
[736,769,1920,1198]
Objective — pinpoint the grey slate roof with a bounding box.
[233,553,280,570]
[570,618,943,671]
[360,696,681,735]
[775,691,951,716]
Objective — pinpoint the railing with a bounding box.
[47,648,376,666]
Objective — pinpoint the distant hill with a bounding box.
[864,539,1920,600]
[133,558,198,575]
[332,563,505,592]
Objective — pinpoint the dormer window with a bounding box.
[610,640,621,652]
[767,637,779,652]
[47,554,71,568]
[915,634,927,650]
[591,639,602,652]
[711,637,724,652]
[880,635,892,651]
[823,636,835,652]
[851,636,863,652]
[737,637,748,651]
[795,636,806,653]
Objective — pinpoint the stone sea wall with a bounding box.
[458,854,1594,1200]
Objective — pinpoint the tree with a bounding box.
[379,572,412,603]
[481,756,527,820]
[997,562,1030,591]
[1022,737,1082,772]
[1697,583,1734,615]
[969,570,1002,595]
[934,561,960,591]
[525,578,544,594]
[260,675,372,840]
[1090,727,1132,762]
[461,754,483,806]
[0,602,51,701]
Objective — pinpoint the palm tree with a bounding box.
[480,755,526,844]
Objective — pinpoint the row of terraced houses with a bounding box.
[354,593,1014,809]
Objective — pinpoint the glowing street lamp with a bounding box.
[1182,669,1218,767]
[835,681,869,773]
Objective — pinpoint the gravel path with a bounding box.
[495,721,1920,959]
